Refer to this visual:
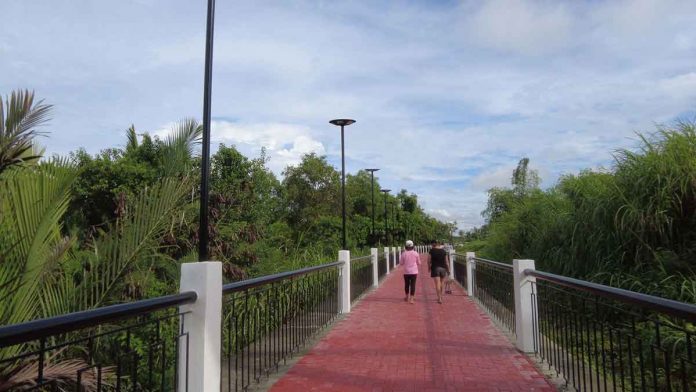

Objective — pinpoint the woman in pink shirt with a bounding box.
[400,240,421,304]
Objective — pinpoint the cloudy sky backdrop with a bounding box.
[2,0,696,228]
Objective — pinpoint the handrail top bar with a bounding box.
[350,255,372,261]
[0,291,197,348]
[473,257,513,269]
[525,269,696,322]
[223,260,343,294]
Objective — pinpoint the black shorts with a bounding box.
[431,267,448,278]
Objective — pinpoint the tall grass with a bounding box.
[480,121,696,302]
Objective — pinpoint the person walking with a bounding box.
[428,240,450,304]
[400,240,421,304]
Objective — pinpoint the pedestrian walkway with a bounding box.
[270,255,554,391]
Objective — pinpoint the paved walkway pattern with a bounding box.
[271,255,554,392]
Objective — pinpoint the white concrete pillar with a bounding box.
[339,250,351,314]
[384,247,390,274]
[448,248,455,280]
[397,246,402,265]
[391,247,397,268]
[466,252,475,297]
[371,248,378,288]
[513,259,537,353]
[178,262,222,392]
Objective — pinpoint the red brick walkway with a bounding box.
[270,256,554,392]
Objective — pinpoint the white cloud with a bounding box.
[4,0,696,230]
[463,0,573,55]
[472,166,513,191]
[428,209,452,219]
[211,121,325,174]
[658,72,696,100]
[154,120,326,175]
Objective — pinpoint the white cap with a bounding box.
[405,240,414,247]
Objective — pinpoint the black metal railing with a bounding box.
[220,261,342,391]
[378,254,387,280]
[389,251,395,270]
[395,250,400,265]
[453,254,467,292]
[350,256,373,302]
[0,292,196,391]
[529,269,696,392]
[472,257,515,333]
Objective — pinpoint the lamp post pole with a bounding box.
[365,169,380,240]
[198,0,216,261]
[391,201,396,242]
[330,119,355,250]
[381,189,391,244]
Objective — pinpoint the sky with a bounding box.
[2,0,696,229]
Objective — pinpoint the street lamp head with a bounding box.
[381,188,391,193]
[330,119,356,127]
[365,168,380,173]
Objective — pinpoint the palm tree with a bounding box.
[0,90,51,174]
[0,107,201,389]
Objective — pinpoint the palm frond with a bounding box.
[0,159,76,327]
[0,357,113,392]
[0,90,52,173]
[125,124,138,153]
[159,118,202,177]
[77,177,191,309]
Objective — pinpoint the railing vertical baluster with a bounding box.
[227,300,233,392]
[242,292,247,389]
[637,339,646,392]
[562,307,570,387]
[553,297,562,378]
[38,337,46,384]
[592,305,601,392]
[618,329,625,391]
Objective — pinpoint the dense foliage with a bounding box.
[0,90,450,389]
[0,90,449,320]
[468,122,696,303]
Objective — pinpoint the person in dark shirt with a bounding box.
[428,240,450,304]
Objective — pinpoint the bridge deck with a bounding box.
[271,255,553,391]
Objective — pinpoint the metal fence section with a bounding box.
[453,254,467,291]
[378,253,387,280]
[350,255,373,302]
[472,257,515,333]
[0,292,196,391]
[528,269,696,392]
[220,261,342,391]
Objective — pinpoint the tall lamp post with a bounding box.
[365,168,380,240]
[199,0,216,261]
[330,119,355,250]
[381,188,391,244]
